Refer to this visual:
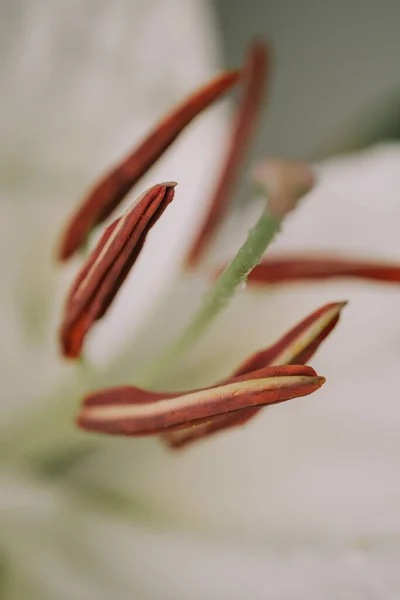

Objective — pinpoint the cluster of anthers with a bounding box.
[57,40,400,449]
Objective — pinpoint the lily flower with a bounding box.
[58,40,400,452]
[246,255,400,285]
[4,3,400,598]
[57,41,332,445]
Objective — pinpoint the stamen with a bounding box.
[77,365,325,436]
[58,71,240,260]
[186,40,270,266]
[246,256,400,285]
[60,183,176,358]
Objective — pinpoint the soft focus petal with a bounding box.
[0,469,154,600]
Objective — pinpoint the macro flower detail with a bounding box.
[186,40,270,266]
[57,38,400,450]
[6,4,400,599]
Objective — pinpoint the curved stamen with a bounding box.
[186,40,270,266]
[77,365,325,436]
[58,70,240,260]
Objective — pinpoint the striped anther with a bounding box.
[77,365,325,437]
[60,183,176,358]
[232,301,346,376]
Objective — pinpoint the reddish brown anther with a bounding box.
[60,182,176,359]
[246,256,400,285]
[58,70,240,260]
[186,40,271,266]
[165,301,345,448]
[231,301,346,374]
[77,364,325,437]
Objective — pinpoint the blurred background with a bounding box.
[2,1,400,599]
[215,0,400,159]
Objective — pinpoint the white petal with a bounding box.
[84,145,400,544]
